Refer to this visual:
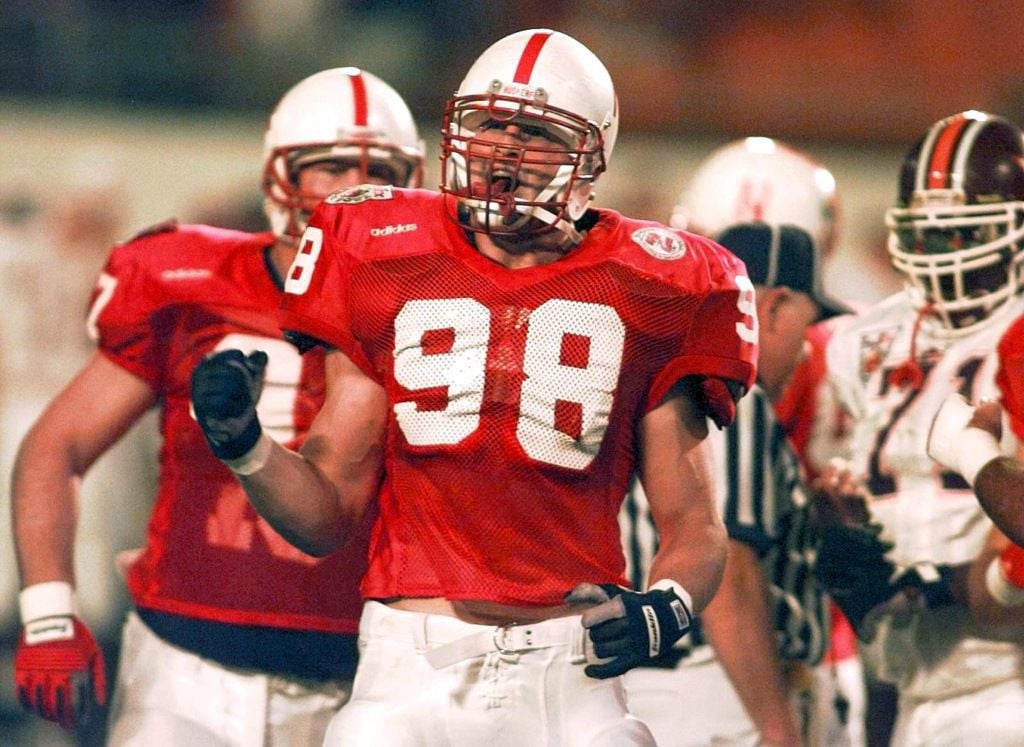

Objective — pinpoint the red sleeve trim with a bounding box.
[97,347,161,388]
[645,355,756,414]
[279,309,378,382]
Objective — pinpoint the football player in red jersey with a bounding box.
[191,29,757,745]
[11,67,423,744]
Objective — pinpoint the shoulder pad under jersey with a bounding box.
[116,217,179,246]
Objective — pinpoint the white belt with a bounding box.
[423,617,589,669]
[363,602,594,670]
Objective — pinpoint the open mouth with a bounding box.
[469,171,519,220]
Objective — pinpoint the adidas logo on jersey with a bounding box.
[370,223,418,237]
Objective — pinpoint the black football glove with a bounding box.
[813,522,899,641]
[567,582,692,679]
[814,522,955,641]
[190,349,267,460]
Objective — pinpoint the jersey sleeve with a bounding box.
[278,204,376,379]
[997,316,1024,440]
[89,237,173,385]
[646,242,758,416]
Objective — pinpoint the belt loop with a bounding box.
[413,612,428,654]
[570,623,587,665]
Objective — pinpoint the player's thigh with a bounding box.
[894,678,1024,747]
[107,611,266,746]
[552,657,655,746]
[267,677,350,746]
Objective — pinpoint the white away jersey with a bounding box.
[826,291,1024,699]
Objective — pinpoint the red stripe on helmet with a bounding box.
[349,71,368,126]
[513,32,552,84]
[926,114,969,189]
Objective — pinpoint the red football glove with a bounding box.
[15,615,107,730]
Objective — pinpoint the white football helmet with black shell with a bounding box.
[440,29,618,240]
[263,67,424,239]
[886,110,1024,335]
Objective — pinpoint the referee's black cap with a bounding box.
[715,221,854,321]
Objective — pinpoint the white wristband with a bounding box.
[985,557,1024,607]
[955,427,1003,487]
[222,432,274,476]
[649,578,694,615]
[19,581,76,624]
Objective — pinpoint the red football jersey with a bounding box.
[281,188,757,606]
[92,223,369,633]
[997,314,1024,441]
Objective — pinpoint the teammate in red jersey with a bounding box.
[191,29,756,745]
[10,67,423,744]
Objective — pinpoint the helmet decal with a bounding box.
[513,32,551,83]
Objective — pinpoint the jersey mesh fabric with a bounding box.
[997,314,1024,440]
[282,190,756,606]
[94,224,368,634]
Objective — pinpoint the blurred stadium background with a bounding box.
[3,1,1024,744]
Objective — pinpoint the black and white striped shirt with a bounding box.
[620,385,829,665]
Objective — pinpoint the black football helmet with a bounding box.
[886,110,1024,334]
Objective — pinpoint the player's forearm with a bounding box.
[237,435,378,556]
[701,541,801,746]
[648,518,727,613]
[974,457,1024,547]
[966,534,1024,626]
[11,432,80,587]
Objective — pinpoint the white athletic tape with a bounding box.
[19,581,76,624]
[927,394,1001,486]
[985,557,1024,607]
[223,432,274,476]
[649,578,694,618]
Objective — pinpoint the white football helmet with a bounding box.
[440,29,618,240]
[263,67,424,239]
[672,137,839,258]
[886,110,1024,335]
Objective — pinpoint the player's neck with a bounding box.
[267,238,299,284]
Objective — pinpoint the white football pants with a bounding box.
[106,611,350,746]
[891,675,1024,746]
[324,601,655,746]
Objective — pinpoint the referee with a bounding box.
[622,222,853,747]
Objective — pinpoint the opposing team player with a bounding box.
[11,67,423,744]
[817,110,1024,744]
[190,29,757,745]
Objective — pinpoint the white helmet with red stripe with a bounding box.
[263,67,424,239]
[672,137,839,258]
[440,29,618,240]
[886,110,1024,334]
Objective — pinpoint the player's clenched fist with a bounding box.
[191,349,268,460]
[568,580,693,679]
[15,582,106,730]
